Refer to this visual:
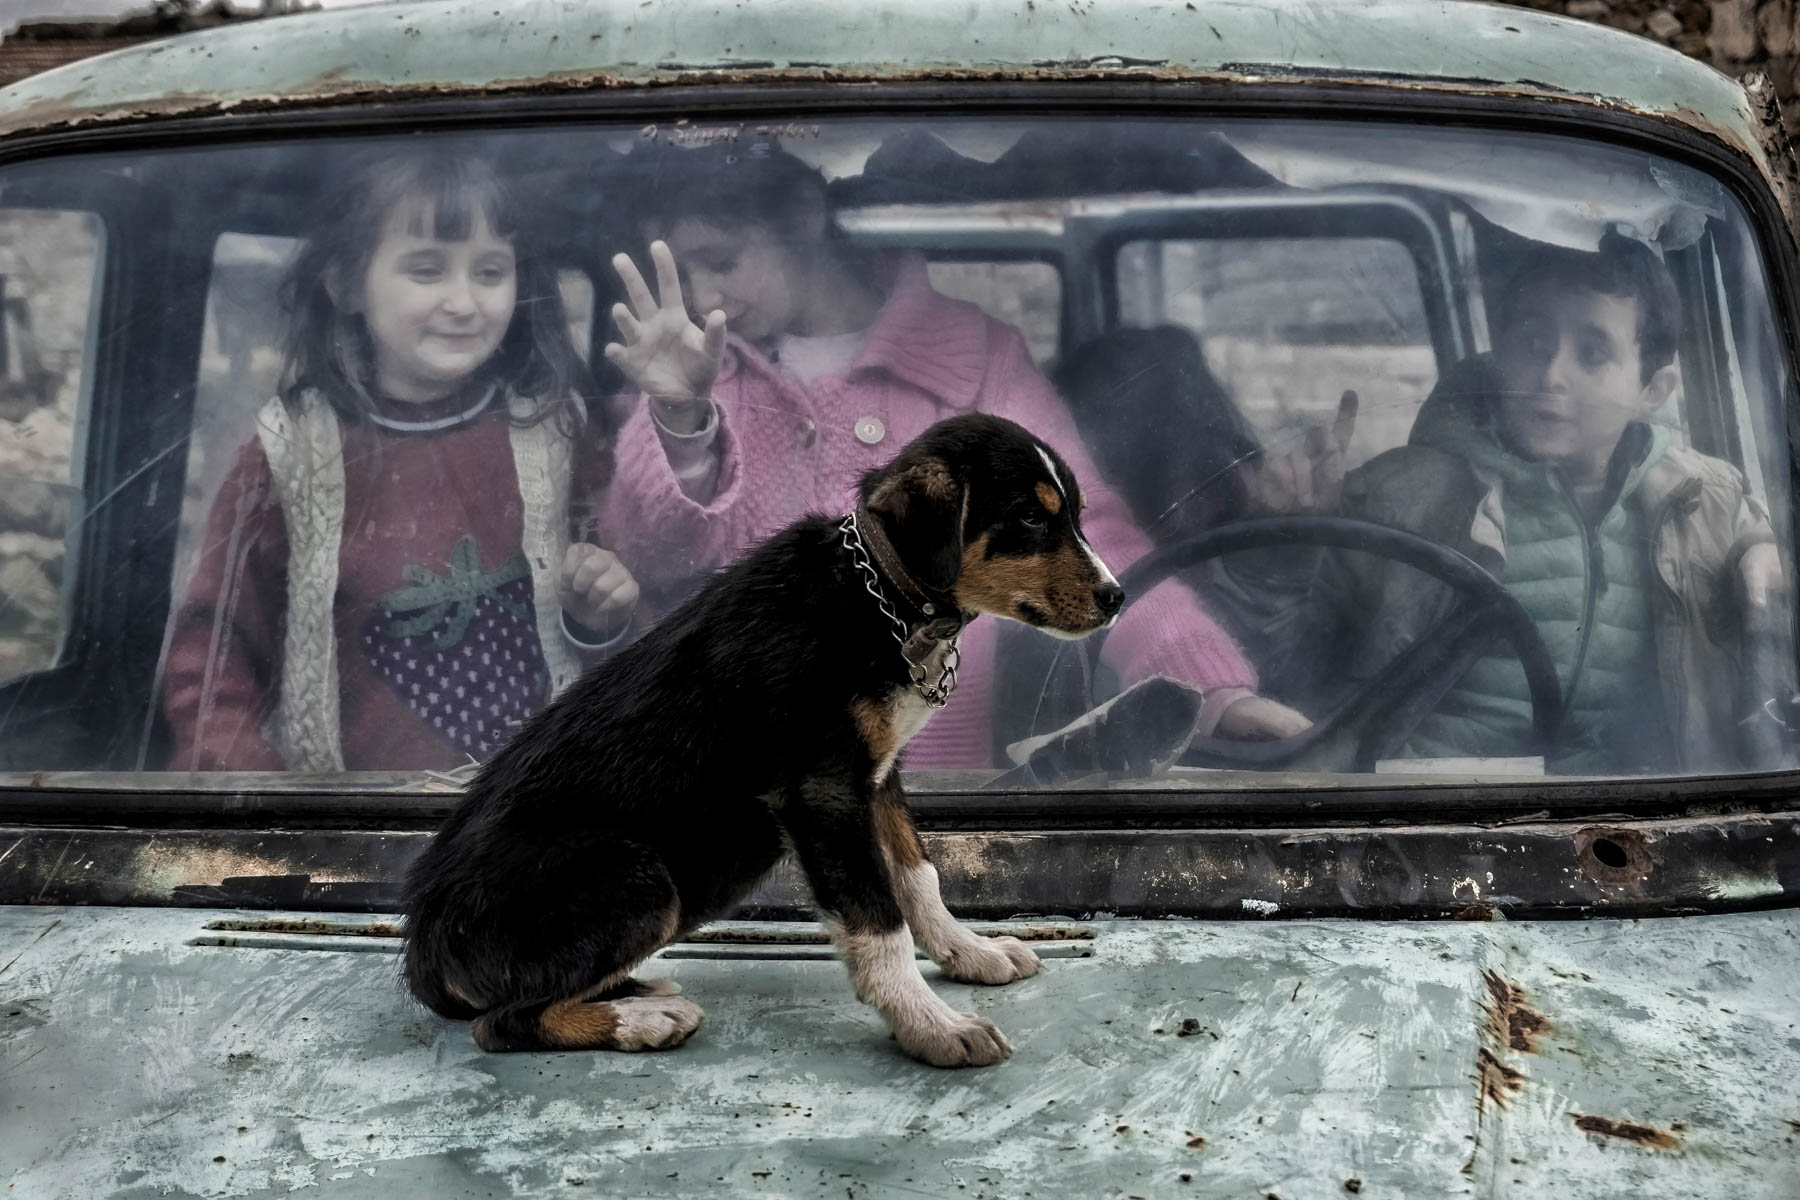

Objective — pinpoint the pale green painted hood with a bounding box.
[0,0,1777,180]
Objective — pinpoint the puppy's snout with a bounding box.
[1095,581,1125,619]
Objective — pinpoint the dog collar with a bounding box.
[850,504,961,624]
[839,511,964,708]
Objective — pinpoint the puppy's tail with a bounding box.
[401,893,485,1020]
[403,945,484,1021]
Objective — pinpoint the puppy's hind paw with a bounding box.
[610,994,704,1051]
[937,935,1042,986]
[896,1012,1013,1068]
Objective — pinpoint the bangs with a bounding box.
[385,156,517,243]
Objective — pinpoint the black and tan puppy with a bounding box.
[402,413,1123,1067]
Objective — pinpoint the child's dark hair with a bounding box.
[625,138,841,246]
[280,147,593,433]
[1055,325,1262,533]
[1495,228,1682,383]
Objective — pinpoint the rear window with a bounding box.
[0,116,1793,789]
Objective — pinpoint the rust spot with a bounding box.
[1175,1017,1202,1037]
[1788,1119,1800,1135]
[1481,970,1552,1053]
[1454,903,1497,921]
[1344,1182,1363,1194]
[1185,1134,1207,1150]
[1571,1113,1682,1150]
[1574,826,1658,885]
[204,918,402,938]
[1476,1047,1526,1111]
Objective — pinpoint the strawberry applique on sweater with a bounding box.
[360,534,551,758]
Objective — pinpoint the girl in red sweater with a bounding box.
[163,150,638,772]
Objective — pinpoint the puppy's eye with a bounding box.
[1020,513,1047,531]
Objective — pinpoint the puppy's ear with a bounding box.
[865,457,965,595]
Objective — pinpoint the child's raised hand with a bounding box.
[558,543,640,635]
[1246,390,1358,516]
[604,240,728,433]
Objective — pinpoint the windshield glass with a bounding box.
[0,115,1793,790]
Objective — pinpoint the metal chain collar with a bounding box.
[838,512,961,708]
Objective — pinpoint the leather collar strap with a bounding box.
[838,510,966,708]
[852,504,966,635]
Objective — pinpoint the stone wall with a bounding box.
[1503,0,1800,135]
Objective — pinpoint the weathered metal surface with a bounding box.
[0,0,1776,188]
[3,810,1797,917]
[3,904,1796,1197]
[1741,70,1800,238]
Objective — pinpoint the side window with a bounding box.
[1117,237,1435,469]
[0,209,101,685]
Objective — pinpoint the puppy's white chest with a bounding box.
[870,686,935,786]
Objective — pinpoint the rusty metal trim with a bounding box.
[0,58,1773,174]
[2,809,1794,918]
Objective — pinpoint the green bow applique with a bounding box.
[374,535,532,651]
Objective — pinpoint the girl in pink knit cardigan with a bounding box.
[598,143,1310,766]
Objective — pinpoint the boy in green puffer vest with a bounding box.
[1306,229,1789,774]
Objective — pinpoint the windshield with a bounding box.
[0,115,1793,791]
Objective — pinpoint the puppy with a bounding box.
[402,413,1123,1067]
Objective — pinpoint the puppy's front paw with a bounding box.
[937,935,1042,986]
[895,1012,1013,1068]
[610,994,704,1051]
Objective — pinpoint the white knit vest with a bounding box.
[255,391,578,772]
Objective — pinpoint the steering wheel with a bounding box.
[1043,516,1564,773]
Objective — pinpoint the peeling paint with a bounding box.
[1475,1046,1527,1112]
[1481,970,1552,1054]
[1699,872,1785,902]
[125,842,368,897]
[1571,1113,1683,1150]
[0,0,1781,217]
[204,917,403,938]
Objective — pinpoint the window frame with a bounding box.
[1088,192,1466,374]
[0,81,1794,854]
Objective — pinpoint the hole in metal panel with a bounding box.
[1589,838,1630,869]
